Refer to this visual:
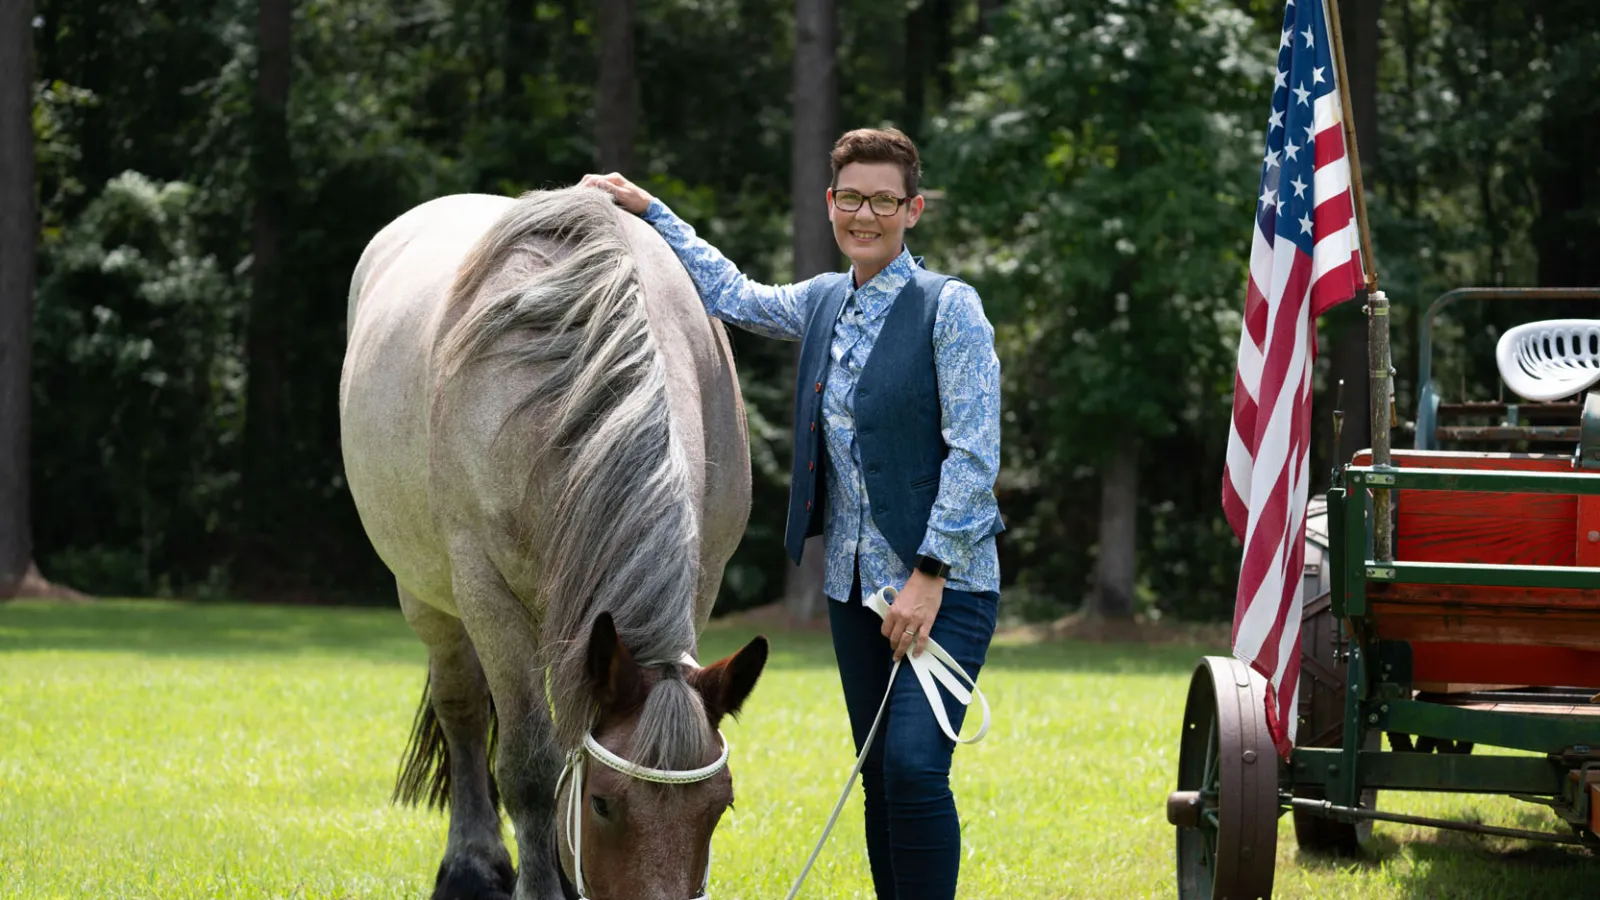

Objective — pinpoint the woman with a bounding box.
[581,126,1003,900]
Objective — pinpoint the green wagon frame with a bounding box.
[1166,288,1600,899]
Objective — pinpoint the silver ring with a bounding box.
[904,629,916,636]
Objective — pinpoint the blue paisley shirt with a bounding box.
[642,200,1002,603]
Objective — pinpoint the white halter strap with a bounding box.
[555,655,729,900]
[581,730,730,784]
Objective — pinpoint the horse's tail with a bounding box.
[391,674,501,812]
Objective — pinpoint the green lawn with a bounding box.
[0,599,1592,899]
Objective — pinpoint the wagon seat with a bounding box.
[1350,318,1600,695]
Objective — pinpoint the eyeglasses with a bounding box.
[831,189,914,217]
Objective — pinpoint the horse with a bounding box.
[338,186,767,900]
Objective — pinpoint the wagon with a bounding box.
[1167,288,1600,898]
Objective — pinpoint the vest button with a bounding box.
[810,422,816,432]
[808,461,814,472]
[815,382,822,393]
[806,501,813,511]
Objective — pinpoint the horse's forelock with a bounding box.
[630,669,716,773]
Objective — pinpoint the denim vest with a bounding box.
[783,267,1004,568]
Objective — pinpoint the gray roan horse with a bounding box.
[339,186,768,900]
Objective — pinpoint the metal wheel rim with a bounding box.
[1175,657,1280,900]
[1176,679,1218,898]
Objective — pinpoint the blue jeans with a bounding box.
[828,576,999,900]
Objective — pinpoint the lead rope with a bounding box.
[783,587,991,900]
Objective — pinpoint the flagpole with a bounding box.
[1323,0,1393,563]
[1323,0,1377,291]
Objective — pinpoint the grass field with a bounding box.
[0,599,1592,899]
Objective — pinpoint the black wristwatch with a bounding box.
[915,554,951,580]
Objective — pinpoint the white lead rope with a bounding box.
[783,587,991,899]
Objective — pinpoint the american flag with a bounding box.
[1222,0,1364,759]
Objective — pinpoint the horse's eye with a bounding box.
[591,795,612,819]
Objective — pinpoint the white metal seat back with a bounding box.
[1494,319,1600,402]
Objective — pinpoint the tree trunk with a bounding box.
[0,0,36,598]
[902,1,927,141]
[1327,302,1369,468]
[502,0,536,106]
[595,0,635,173]
[243,0,292,570]
[1532,15,1600,288]
[1338,0,1379,176]
[1327,0,1380,469]
[783,0,837,622]
[1091,434,1139,620]
[929,0,953,110]
[976,0,1005,36]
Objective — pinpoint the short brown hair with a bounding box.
[829,127,922,197]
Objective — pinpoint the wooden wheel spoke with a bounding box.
[1202,716,1220,792]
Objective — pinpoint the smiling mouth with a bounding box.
[849,231,880,242]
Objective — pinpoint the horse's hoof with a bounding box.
[431,855,516,900]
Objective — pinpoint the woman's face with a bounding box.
[828,161,923,283]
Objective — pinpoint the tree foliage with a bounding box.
[924,0,1270,617]
[18,0,1600,620]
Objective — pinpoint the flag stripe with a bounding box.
[1223,0,1363,760]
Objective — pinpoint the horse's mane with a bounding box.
[435,187,711,768]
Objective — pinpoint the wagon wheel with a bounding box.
[1171,656,1280,900]
[1291,589,1378,854]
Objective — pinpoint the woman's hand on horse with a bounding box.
[883,570,944,661]
[580,172,654,216]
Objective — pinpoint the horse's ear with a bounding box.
[586,611,645,711]
[690,635,769,730]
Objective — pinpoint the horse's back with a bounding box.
[341,189,751,626]
[340,193,515,609]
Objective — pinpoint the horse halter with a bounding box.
[555,727,730,900]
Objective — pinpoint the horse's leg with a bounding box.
[398,588,517,900]
[448,552,571,900]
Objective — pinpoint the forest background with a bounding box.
[1,0,1596,624]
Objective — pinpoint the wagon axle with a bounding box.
[1287,797,1595,847]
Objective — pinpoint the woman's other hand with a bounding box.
[882,570,944,661]
[579,172,654,216]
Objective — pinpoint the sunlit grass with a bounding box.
[0,599,1592,898]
